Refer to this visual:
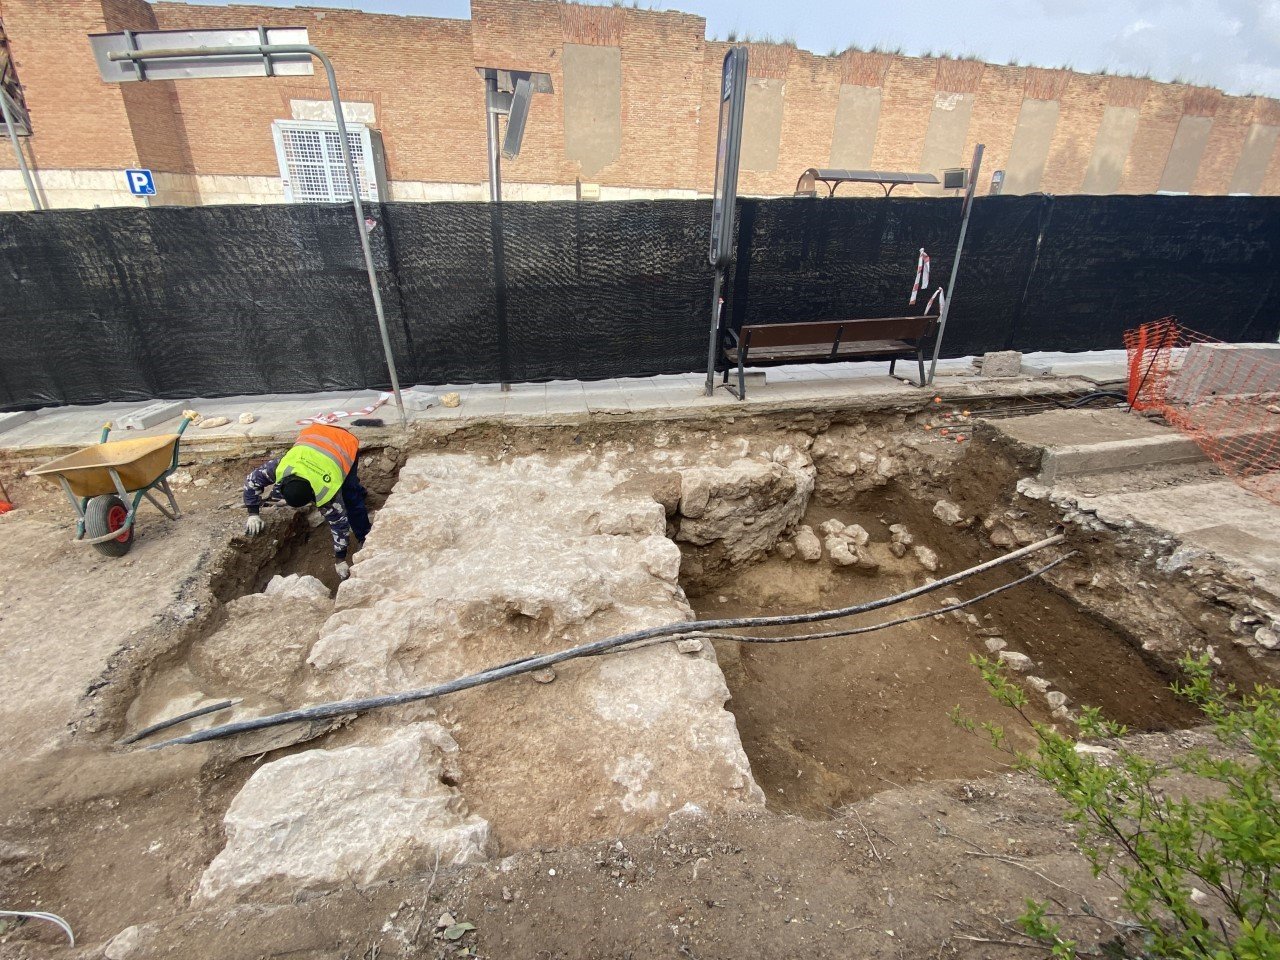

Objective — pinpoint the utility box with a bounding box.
[942,167,968,191]
[272,120,389,203]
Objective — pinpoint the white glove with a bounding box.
[335,560,351,581]
[245,514,265,537]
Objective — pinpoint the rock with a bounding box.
[852,545,880,573]
[808,427,902,500]
[1157,546,1204,574]
[196,724,491,904]
[169,470,194,486]
[437,912,457,929]
[1045,691,1069,710]
[1073,743,1116,759]
[932,500,964,526]
[238,412,257,425]
[827,536,857,567]
[1025,675,1050,692]
[818,519,846,537]
[998,651,1034,672]
[194,478,210,487]
[1190,888,1210,906]
[793,525,823,562]
[842,523,870,547]
[676,453,815,564]
[532,668,556,683]
[776,541,797,560]
[979,350,1022,378]
[913,545,940,572]
[676,638,704,654]
[441,392,462,408]
[197,416,231,429]
[888,524,913,546]
[104,925,142,960]
[1256,627,1280,650]
[1052,706,1073,721]
[984,638,1007,653]
[404,391,439,411]
[264,573,331,603]
[889,541,908,558]
[189,578,332,699]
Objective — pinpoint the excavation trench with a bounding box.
[20,412,1249,944]
[684,482,1199,818]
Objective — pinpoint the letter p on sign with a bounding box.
[125,168,156,196]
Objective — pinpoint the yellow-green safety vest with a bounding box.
[276,444,345,506]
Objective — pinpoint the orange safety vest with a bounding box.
[274,424,360,506]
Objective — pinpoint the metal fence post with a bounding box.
[0,90,39,211]
[927,143,983,385]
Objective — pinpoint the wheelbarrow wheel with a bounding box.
[85,494,134,557]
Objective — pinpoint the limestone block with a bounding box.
[913,545,940,572]
[933,499,964,525]
[980,351,1022,378]
[793,525,823,561]
[196,723,490,904]
[998,651,1034,672]
[677,454,814,564]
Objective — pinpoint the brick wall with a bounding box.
[0,0,1277,206]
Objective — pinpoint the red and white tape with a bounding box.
[296,392,392,426]
[908,248,930,306]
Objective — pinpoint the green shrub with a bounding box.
[954,653,1280,959]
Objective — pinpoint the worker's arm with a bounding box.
[243,458,281,513]
[319,499,353,560]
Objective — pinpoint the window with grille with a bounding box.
[271,121,383,203]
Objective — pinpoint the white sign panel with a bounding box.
[89,27,312,83]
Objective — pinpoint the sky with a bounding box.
[183,0,1280,98]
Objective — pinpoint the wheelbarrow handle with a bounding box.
[100,422,113,443]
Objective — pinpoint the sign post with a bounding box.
[704,46,748,397]
[88,29,406,427]
[927,143,984,386]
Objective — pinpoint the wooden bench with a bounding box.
[721,315,939,400]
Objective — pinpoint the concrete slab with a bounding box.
[0,410,36,435]
[117,401,184,431]
[1088,480,1280,591]
[988,409,1207,482]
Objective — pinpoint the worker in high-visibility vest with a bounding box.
[242,423,372,581]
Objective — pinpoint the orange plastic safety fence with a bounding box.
[1124,317,1280,504]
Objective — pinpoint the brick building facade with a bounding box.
[1,0,1278,209]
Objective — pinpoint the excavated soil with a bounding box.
[690,486,1200,817]
[0,407,1269,959]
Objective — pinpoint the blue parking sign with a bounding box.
[125,168,155,196]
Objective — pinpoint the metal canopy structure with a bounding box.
[795,168,940,197]
[475,67,553,203]
[87,29,406,426]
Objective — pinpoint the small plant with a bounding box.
[955,652,1280,959]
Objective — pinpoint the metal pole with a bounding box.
[106,44,406,427]
[703,267,724,396]
[0,91,39,211]
[484,75,502,203]
[927,143,983,386]
[315,50,406,426]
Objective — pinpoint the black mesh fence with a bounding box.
[1,195,1278,410]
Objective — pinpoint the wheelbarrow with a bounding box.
[26,413,197,557]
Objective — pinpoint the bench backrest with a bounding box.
[741,315,936,349]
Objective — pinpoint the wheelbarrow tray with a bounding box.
[28,435,181,499]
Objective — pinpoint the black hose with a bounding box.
[688,553,1074,645]
[118,698,239,745]
[147,534,1065,750]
